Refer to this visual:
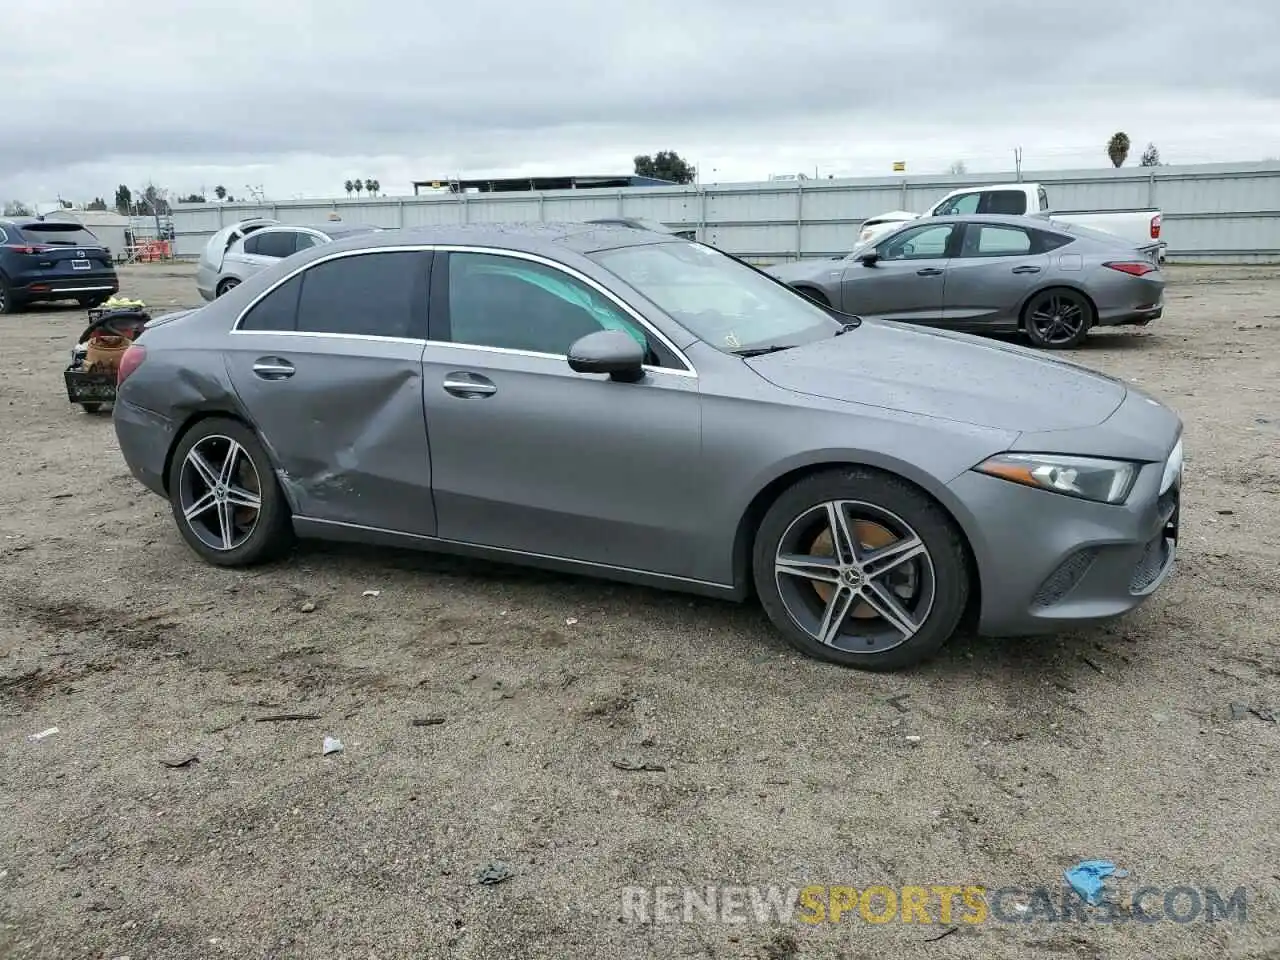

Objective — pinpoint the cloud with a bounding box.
[1,0,1278,201]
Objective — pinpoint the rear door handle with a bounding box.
[443,372,497,398]
[916,267,944,276]
[252,357,295,380]
[1012,265,1042,274]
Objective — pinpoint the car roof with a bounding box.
[313,221,680,258]
[912,213,1061,231]
[258,223,380,236]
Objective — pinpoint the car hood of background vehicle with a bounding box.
[764,258,843,283]
[747,321,1128,432]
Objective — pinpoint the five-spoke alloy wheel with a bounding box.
[166,417,292,566]
[754,468,970,670]
[1024,288,1093,349]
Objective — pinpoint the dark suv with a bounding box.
[0,217,119,314]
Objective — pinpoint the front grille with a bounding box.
[1129,534,1171,593]
[1032,548,1098,609]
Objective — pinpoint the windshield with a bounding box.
[590,241,839,353]
[20,222,102,246]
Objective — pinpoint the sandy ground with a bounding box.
[0,262,1277,960]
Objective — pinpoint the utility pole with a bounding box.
[1014,147,1023,182]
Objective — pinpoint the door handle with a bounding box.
[1012,265,1042,274]
[442,372,497,398]
[252,357,295,380]
[916,267,944,277]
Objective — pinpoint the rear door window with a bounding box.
[245,231,299,259]
[20,223,102,246]
[238,274,302,332]
[294,251,428,338]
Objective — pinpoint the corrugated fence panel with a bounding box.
[170,161,1280,264]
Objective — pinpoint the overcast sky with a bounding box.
[1,0,1277,205]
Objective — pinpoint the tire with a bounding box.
[81,402,103,414]
[1023,287,1093,349]
[0,276,18,315]
[215,278,240,298]
[752,467,970,671]
[166,417,293,567]
[793,286,830,307]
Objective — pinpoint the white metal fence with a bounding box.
[169,161,1280,265]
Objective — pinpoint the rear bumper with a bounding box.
[1099,303,1163,327]
[113,398,176,498]
[12,271,118,301]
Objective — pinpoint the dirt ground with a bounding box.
[1,262,1277,960]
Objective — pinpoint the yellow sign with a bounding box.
[892,161,906,172]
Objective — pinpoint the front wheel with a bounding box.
[752,467,970,671]
[166,417,294,567]
[1023,288,1093,349]
[0,277,18,315]
[215,278,240,298]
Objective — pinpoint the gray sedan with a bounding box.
[113,223,1183,671]
[766,214,1165,348]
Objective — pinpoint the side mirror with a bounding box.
[858,251,880,266]
[567,329,646,383]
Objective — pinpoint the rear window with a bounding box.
[20,222,102,246]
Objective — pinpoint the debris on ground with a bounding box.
[410,717,446,727]
[158,754,200,769]
[322,736,345,756]
[256,713,321,723]
[886,694,911,714]
[612,759,667,772]
[362,590,381,598]
[1064,859,1119,905]
[475,861,516,885]
[1081,656,1106,674]
[565,617,578,626]
[924,926,959,943]
[299,601,317,613]
[27,727,59,742]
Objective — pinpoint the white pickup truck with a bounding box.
[857,182,1165,259]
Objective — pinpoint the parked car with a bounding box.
[858,182,1165,259]
[766,214,1164,348]
[113,223,1182,672]
[195,219,381,301]
[587,217,699,241]
[0,217,119,314]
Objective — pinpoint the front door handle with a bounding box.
[443,372,497,398]
[252,357,295,380]
[916,267,944,276]
[1012,265,1042,274]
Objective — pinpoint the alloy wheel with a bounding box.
[178,435,263,551]
[773,500,936,654]
[1027,291,1087,346]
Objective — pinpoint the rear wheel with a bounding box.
[0,277,18,315]
[752,467,970,671]
[215,278,240,298]
[166,417,293,567]
[1023,288,1092,349]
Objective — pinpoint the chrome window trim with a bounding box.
[230,243,698,378]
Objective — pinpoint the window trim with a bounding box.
[231,244,698,378]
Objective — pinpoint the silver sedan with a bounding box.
[113,223,1183,672]
[766,213,1165,348]
[196,220,381,301]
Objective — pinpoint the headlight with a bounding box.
[974,453,1139,504]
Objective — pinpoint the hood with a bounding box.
[747,321,1128,432]
[765,258,846,283]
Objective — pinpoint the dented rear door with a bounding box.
[223,250,436,535]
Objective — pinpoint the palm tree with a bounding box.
[344,179,354,197]
[1106,132,1131,168]
[214,185,227,201]
[364,178,376,197]
[369,178,381,197]
[352,180,363,198]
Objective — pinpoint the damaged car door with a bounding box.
[224,249,436,535]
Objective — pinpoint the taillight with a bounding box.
[3,243,52,255]
[1104,261,1157,277]
[1150,214,1161,239]
[117,344,146,385]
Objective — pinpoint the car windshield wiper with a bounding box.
[732,344,797,357]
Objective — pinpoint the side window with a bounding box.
[446,252,650,358]
[1038,186,1050,212]
[879,224,955,261]
[295,233,323,251]
[962,225,1033,257]
[935,192,980,216]
[295,251,426,338]
[239,274,302,331]
[1034,230,1073,253]
[978,190,1028,215]
[245,231,297,259]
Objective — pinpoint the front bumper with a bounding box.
[950,441,1181,637]
[113,399,178,498]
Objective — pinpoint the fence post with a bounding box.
[795,179,804,260]
[698,186,707,243]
